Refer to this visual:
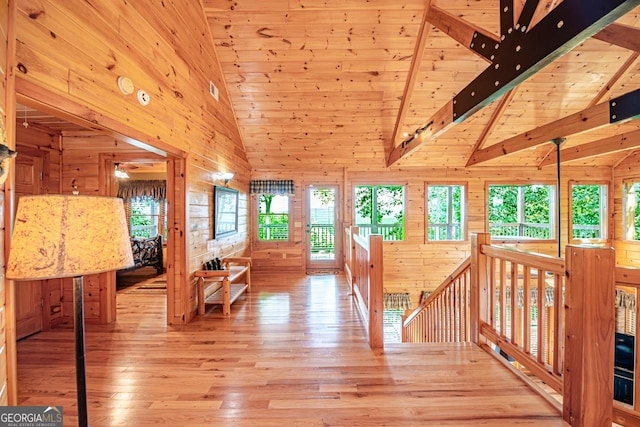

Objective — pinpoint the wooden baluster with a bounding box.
[500,259,507,339]
[510,262,517,346]
[523,266,531,355]
[537,272,544,364]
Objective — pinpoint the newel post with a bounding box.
[470,233,490,344]
[563,245,615,427]
[368,234,384,349]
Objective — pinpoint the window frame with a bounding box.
[352,182,407,242]
[486,181,557,243]
[425,182,468,243]
[568,180,609,244]
[252,192,293,245]
[129,196,167,240]
[623,178,640,241]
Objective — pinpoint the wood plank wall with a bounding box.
[186,160,250,319]
[13,0,251,325]
[0,0,10,405]
[613,151,640,266]
[15,125,64,329]
[253,165,613,307]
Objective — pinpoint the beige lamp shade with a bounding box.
[6,195,134,280]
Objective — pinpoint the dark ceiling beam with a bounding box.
[387,0,640,167]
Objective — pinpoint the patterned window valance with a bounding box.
[384,292,413,310]
[117,180,166,200]
[250,179,295,196]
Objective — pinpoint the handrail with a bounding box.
[402,257,471,342]
[481,245,564,274]
[402,257,471,343]
[401,233,633,425]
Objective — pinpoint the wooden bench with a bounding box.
[196,257,251,316]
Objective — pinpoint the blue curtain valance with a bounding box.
[250,179,295,196]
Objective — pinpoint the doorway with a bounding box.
[306,185,341,270]
[13,148,45,339]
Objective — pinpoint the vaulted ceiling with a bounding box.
[204,0,640,171]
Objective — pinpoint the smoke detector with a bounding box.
[117,76,134,95]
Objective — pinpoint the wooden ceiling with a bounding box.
[204,0,640,171]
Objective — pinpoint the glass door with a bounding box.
[306,185,340,270]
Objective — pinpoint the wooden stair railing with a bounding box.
[402,257,471,343]
[402,232,631,426]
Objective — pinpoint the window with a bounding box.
[426,184,465,241]
[130,196,167,240]
[488,184,556,240]
[257,194,290,241]
[354,185,405,241]
[623,180,640,240]
[570,182,608,241]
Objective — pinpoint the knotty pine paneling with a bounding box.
[613,151,640,266]
[16,0,247,165]
[0,0,11,405]
[186,160,250,319]
[16,125,64,329]
[254,166,613,308]
[16,0,251,324]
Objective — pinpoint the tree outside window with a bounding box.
[427,184,465,241]
[258,194,289,241]
[354,185,405,241]
[623,181,640,240]
[570,183,607,241]
[130,196,167,240]
[488,184,555,240]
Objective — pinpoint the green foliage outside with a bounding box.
[571,184,604,239]
[355,185,405,241]
[427,185,463,240]
[258,194,289,240]
[130,197,161,239]
[309,188,335,253]
[627,182,640,240]
[488,185,552,239]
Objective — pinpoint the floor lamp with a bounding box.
[7,195,134,427]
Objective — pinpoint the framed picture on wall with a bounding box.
[213,186,239,239]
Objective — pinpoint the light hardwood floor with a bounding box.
[17,272,566,426]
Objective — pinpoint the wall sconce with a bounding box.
[115,163,129,179]
[213,171,234,185]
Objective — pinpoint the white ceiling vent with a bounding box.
[209,81,219,102]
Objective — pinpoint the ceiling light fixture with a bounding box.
[115,163,129,179]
